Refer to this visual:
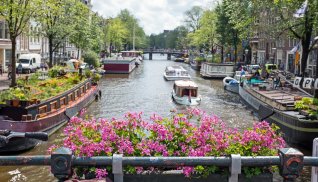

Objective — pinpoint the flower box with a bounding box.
[50,109,285,180]
[122,172,272,182]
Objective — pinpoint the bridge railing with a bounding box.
[1,144,318,182]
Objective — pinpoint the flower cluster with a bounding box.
[49,108,285,179]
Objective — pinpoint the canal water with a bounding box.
[0,54,310,181]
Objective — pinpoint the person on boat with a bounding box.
[252,69,261,80]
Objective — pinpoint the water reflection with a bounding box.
[0,54,310,181]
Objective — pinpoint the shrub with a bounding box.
[83,51,100,68]
[49,109,285,179]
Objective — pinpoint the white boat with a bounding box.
[200,62,235,78]
[223,77,239,94]
[233,71,253,83]
[163,66,191,81]
[172,80,201,106]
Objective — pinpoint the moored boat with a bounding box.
[0,73,101,153]
[163,66,191,81]
[200,62,235,78]
[102,51,142,74]
[223,77,239,94]
[239,77,318,148]
[172,80,201,106]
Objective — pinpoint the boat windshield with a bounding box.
[176,88,197,97]
[181,89,197,97]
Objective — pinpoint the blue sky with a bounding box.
[91,0,215,35]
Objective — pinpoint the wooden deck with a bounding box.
[244,84,308,111]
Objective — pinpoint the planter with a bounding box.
[12,99,20,107]
[309,105,318,111]
[109,171,273,182]
[300,110,310,116]
[20,100,29,108]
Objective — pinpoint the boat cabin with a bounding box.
[173,80,198,97]
[165,66,188,76]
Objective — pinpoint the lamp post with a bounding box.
[245,49,249,64]
[272,47,277,65]
[314,36,318,98]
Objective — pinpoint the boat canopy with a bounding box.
[174,80,198,89]
[165,66,186,72]
[174,80,198,97]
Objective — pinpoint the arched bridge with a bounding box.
[142,49,185,60]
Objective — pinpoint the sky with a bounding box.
[91,0,215,35]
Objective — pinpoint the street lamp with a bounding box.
[245,49,249,64]
[272,47,277,64]
[314,36,318,98]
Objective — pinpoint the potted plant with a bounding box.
[49,109,285,181]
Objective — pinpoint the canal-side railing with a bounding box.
[1,146,318,182]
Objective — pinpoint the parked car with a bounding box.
[16,54,41,73]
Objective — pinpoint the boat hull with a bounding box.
[164,74,191,81]
[172,92,201,106]
[239,85,318,148]
[224,84,239,94]
[102,59,136,74]
[0,86,100,153]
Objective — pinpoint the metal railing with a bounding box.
[1,146,318,182]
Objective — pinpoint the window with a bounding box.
[50,101,58,110]
[68,93,73,102]
[60,97,66,106]
[38,105,47,114]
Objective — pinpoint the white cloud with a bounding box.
[91,0,212,35]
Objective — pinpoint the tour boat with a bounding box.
[0,78,101,153]
[200,62,235,78]
[163,66,191,81]
[102,51,142,74]
[172,80,201,106]
[239,75,318,148]
[223,77,239,94]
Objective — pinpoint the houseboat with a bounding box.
[200,62,235,78]
[0,76,101,153]
[163,66,191,81]
[239,75,318,148]
[102,51,142,74]
[223,77,239,94]
[172,80,201,106]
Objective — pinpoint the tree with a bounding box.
[0,0,39,87]
[187,10,217,52]
[184,6,204,32]
[274,0,318,76]
[69,2,91,58]
[37,0,81,67]
[117,9,147,50]
[106,18,128,52]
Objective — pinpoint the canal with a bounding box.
[0,54,310,181]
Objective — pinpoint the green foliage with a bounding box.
[302,97,313,105]
[92,73,101,84]
[313,98,318,106]
[194,57,206,62]
[48,66,64,78]
[83,51,100,68]
[85,69,92,78]
[184,6,204,32]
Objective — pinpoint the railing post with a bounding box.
[279,148,304,182]
[113,154,123,182]
[312,138,318,182]
[229,154,241,182]
[51,147,73,182]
